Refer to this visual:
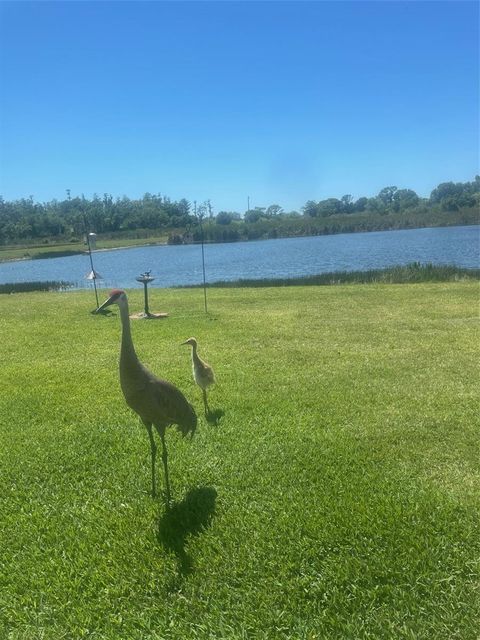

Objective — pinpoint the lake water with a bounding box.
[1,225,479,289]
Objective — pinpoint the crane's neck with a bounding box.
[191,343,200,364]
[118,299,139,366]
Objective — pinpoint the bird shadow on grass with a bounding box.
[91,308,114,316]
[206,408,225,426]
[157,486,217,579]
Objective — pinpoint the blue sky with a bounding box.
[0,1,478,213]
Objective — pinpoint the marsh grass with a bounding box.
[181,262,480,288]
[0,280,73,294]
[0,283,479,639]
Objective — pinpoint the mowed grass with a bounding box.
[0,283,479,639]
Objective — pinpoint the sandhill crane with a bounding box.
[96,289,197,503]
[182,337,215,416]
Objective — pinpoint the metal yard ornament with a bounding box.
[136,271,155,317]
[133,271,168,319]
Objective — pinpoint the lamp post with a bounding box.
[136,271,155,317]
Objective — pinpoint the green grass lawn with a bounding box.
[1,283,479,639]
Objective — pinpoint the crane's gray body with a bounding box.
[120,356,197,435]
[97,289,196,501]
[191,351,215,391]
[182,337,215,416]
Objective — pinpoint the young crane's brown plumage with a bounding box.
[182,337,215,416]
[97,289,197,502]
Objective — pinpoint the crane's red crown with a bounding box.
[109,289,125,298]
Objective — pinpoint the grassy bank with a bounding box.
[0,242,86,262]
[1,283,479,639]
[0,235,169,262]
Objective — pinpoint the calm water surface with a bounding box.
[1,225,479,289]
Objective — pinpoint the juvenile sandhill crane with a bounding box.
[182,337,215,416]
[96,290,197,502]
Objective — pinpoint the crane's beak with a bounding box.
[95,294,117,314]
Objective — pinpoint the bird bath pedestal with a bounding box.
[133,273,168,320]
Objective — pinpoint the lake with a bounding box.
[1,225,479,289]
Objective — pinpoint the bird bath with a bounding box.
[133,272,168,320]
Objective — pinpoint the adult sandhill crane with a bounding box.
[96,289,197,502]
[182,337,215,416]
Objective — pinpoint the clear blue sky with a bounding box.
[0,1,478,213]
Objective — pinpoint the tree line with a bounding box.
[0,177,478,245]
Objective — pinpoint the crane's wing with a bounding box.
[151,378,197,434]
[196,358,216,384]
[202,363,216,385]
[121,363,197,435]
[146,373,197,436]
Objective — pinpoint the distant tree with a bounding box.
[302,200,318,217]
[340,194,353,213]
[353,197,368,212]
[392,189,420,211]
[265,204,283,217]
[377,186,398,208]
[317,198,342,217]
[206,200,214,219]
[178,199,191,216]
[430,180,478,210]
[195,201,207,221]
[430,182,461,204]
[216,211,235,225]
[366,197,382,213]
[244,207,266,223]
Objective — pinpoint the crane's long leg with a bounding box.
[202,389,209,417]
[145,422,157,498]
[159,431,171,506]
